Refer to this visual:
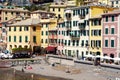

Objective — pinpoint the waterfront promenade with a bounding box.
[12,56,120,80]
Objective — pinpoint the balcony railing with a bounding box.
[69,31,80,38]
[79,15,85,19]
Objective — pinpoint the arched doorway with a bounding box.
[110,53,114,58]
[96,52,101,55]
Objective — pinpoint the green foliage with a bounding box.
[12,47,32,53]
[24,4,49,11]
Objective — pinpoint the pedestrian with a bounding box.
[22,67,24,72]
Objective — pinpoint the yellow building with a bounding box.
[89,5,117,56]
[0,7,30,22]
[98,0,110,5]
[49,1,75,19]
[7,18,40,52]
[83,0,110,5]
[89,16,102,56]
[30,10,57,48]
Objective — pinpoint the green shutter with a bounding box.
[105,40,108,47]
[14,36,16,42]
[112,16,114,21]
[25,36,28,42]
[9,36,11,42]
[106,16,108,22]
[111,40,114,47]
[105,28,108,34]
[111,28,114,34]
[19,36,22,42]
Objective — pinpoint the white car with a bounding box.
[0,53,8,59]
[0,53,13,59]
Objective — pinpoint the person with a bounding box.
[27,65,32,70]
[22,67,24,72]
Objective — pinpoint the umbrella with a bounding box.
[101,56,112,59]
[95,55,101,58]
[85,54,95,58]
[113,57,120,61]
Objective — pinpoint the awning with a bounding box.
[46,46,56,51]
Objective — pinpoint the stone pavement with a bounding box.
[12,58,120,80]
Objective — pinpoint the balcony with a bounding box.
[78,23,86,29]
[79,15,85,19]
[69,31,80,38]
[65,13,71,21]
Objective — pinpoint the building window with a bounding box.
[112,16,114,21]
[106,16,108,22]
[9,27,11,31]
[58,8,60,12]
[105,40,108,47]
[112,1,114,5]
[5,12,7,14]
[33,36,36,43]
[24,26,29,31]
[116,1,118,4]
[14,27,16,31]
[105,28,108,34]
[41,39,43,43]
[19,36,22,42]
[111,28,114,34]
[19,26,22,31]
[46,24,48,28]
[46,31,48,35]
[72,40,75,46]
[5,17,7,20]
[111,40,114,47]
[33,27,36,31]
[76,40,79,46]
[53,8,54,11]
[25,36,28,42]
[73,21,75,26]
[42,31,44,35]
[81,40,84,47]
[68,40,70,46]
[14,36,16,42]
[9,36,11,42]
[11,12,13,15]
[45,39,47,43]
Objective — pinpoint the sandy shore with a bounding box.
[11,57,120,80]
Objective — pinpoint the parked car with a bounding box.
[12,52,31,59]
[0,53,13,59]
[0,53,7,59]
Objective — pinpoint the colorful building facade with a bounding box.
[7,18,40,52]
[0,6,30,43]
[61,4,116,58]
[102,10,120,58]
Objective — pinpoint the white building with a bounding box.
[63,6,89,59]
[110,0,120,8]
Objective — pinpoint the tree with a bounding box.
[24,4,48,11]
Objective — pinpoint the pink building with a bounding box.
[57,21,65,55]
[102,10,120,58]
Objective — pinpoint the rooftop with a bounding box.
[66,3,117,10]
[8,18,40,26]
[102,9,120,16]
